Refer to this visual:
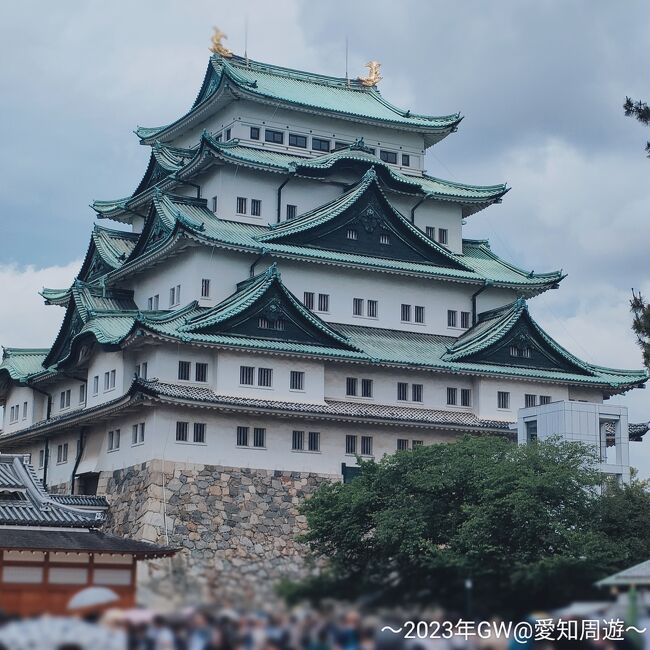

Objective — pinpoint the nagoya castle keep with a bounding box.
[1,34,648,602]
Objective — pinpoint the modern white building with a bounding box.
[0,42,647,600]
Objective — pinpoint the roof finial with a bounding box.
[209,26,233,58]
[358,61,382,87]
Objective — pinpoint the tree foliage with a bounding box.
[631,290,650,369]
[287,436,650,616]
[624,96,650,156]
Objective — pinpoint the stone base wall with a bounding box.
[97,460,337,607]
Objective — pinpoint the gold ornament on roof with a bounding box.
[358,61,382,86]
[209,27,233,58]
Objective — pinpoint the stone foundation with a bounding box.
[97,460,337,607]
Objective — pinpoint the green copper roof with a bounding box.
[0,349,50,383]
[136,55,462,147]
[93,136,506,221]
[113,191,562,294]
[41,288,71,306]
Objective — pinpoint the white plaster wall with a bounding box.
[169,100,426,169]
[128,246,252,311]
[325,364,476,411]
[476,377,569,421]
[86,351,125,408]
[0,386,47,433]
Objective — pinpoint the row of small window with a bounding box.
[346,228,391,245]
[448,310,471,329]
[178,361,209,383]
[37,443,74,467]
[59,385,86,411]
[90,370,117,396]
[425,226,449,245]
[147,279,213,311]
[7,402,27,424]
[238,366,305,390]
[446,387,473,407]
[211,195,298,221]
[107,422,147,451]
[496,392,551,410]
[249,127,411,166]
[303,292,330,312]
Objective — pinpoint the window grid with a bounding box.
[289,133,307,148]
[498,391,510,409]
[414,305,425,324]
[251,199,262,217]
[236,197,247,215]
[540,395,552,405]
[175,421,189,442]
[250,126,260,140]
[397,382,408,401]
[253,427,266,448]
[402,154,410,167]
[525,394,537,408]
[303,292,314,309]
[461,311,471,329]
[461,388,472,407]
[353,298,364,316]
[308,431,320,452]
[195,363,208,383]
[397,439,409,451]
[292,430,304,450]
[193,423,206,444]
[312,137,330,152]
[361,378,373,398]
[379,233,390,245]
[426,226,435,239]
[412,384,423,402]
[265,129,284,144]
[290,371,304,391]
[438,228,448,245]
[367,300,378,318]
[346,377,358,397]
[447,310,457,328]
[201,278,211,298]
[240,366,255,386]
[286,204,297,220]
[236,426,249,447]
[401,304,412,322]
[257,367,273,387]
[178,361,191,381]
[347,228,358,240]
[318,293,329,312]
[345,435,357,454]
[379,150,397,164]
[361,435,373,456]
[447,387,457,406]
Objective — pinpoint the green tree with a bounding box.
[287,437,650,616]
[624,97,650,156]
[631,291,650,369]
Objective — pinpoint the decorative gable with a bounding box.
[259,169,469,270]
[182,266,358,351]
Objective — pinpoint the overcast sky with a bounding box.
[1,1,649,472]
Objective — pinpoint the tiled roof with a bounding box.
[140,380,513,433]
[0,348,50,383]
[136,55,462,147]
[93,136,507,220]
[106,191,563,294]
[0,529,176,557]
[0,455,105,528]
[50,494,109,508]
[597,559,650,587]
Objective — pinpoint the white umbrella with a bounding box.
[68,586,120,610]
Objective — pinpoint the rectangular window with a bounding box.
[108,430,120,451]
[178,361,191,381]
[289,133,307,148]
[240,366,255,386]
[140,362,148,380]
[345,434,357,454]
[397,439,409,451]
[153,295,159,309]
[525,394,537,408]
[510,345,520,357]
[79,385,85,404]
[257,367,273,387]
[131,424,138,445]
[334,141,348,151]
[57,443,69,463]
[250,126,260,140]
[60,391,66,409]
[412,440,424,448]
[312,137,330,152]
[290,371,304,391]
[526,420,538,444]
[379,233,390,245]
[175,421,188,442]
[367,300,378,318]
[498,391,510,410]
[225,128,231,141]
[93,375,99,395]
[236,426,249,447]
[318,293,329,312]
[193,423,206,444]
[195,363,208,383]
[397,382,408,401]
[346,228,358,240]
[211,195,218,212]
[346,377,358,396]
[361,378,373,398]
[265,129,284,144]
[461,388,472,407]
[414,305,425,324]
[303,291,314,309]
[39,449,44,468]
[401,153,410,166]
[539,395,552,405]
[251,199,262,216]
[438,228,448,245]
[201,278,211,298]
[426,226,435,239]
[447,310,457,328]
[253,427,266,448]
[412,384,423,402]
[286,204,297,220]
[461,311,471,329]
[379,150,397,164]
[292,430,304,451]
[110,370,116,389]
[353,298,364,316]
[308,431,320,452]
[401,304,412,322]
[447,387,457,406]
[361,435,373,456]
[169,285,181,307]
[147,297,153,310]
[236,197,247,214]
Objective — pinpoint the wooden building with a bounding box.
[0,453,175,616]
